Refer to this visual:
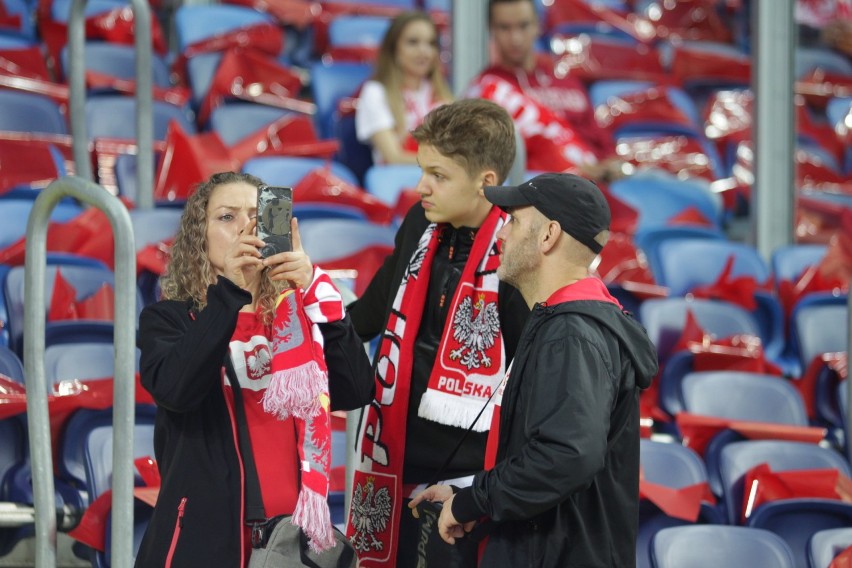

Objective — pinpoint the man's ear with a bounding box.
[540,220,562,254]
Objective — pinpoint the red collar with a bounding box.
[544,277,622,308]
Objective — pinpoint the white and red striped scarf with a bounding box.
[347,207,507,566]
[469,74,599,172]
[262,268,344,553]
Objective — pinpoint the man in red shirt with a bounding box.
[469,0,629,181]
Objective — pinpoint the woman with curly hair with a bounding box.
[355,10,453,165]
[135,171,374,567]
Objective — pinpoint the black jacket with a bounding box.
[452,298,658,568]
[347,203,529,483]
[134,277,374,567]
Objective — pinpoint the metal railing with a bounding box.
[24,176,136,567]
[68,0,155,209]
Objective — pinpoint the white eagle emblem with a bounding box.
[450,293,500,370]
[350,477,393,553]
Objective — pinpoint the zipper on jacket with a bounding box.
[164,497,187,567]
[439,229,459,308]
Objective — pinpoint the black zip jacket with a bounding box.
[134,277,374,567]
[452,298,658,567]
[347,203,529,483]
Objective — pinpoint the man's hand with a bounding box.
[409,485,454,518]
[436,494,476,545]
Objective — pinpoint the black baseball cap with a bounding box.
[484,173,611,253]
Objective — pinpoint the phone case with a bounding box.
[257,185,293,257]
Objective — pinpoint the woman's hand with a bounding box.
[222,218,264,295]
[263,218,314,290]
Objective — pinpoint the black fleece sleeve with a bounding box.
[138,277,251,413]
[347,204,427,341]
[452,334,617,523]
[321,314,376,411]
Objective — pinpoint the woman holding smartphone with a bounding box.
[134,171,373,567]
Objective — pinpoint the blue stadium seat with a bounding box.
[60,42,172,87]
[651,238,784,363]
[364,164,422,206]
[309,61,372,139]
[334,112,374,186]
[652,239,771,296]
[0,198,84,249]
[298,218,396,263]
[0,31,34,48]
[651,525,796,568]
[242,156,360,188]
[45,342,140,387]
[50,0,126,22]
[3,262,143,356]
[717,440,851,525]
[589,80,703,137]
[0,0,35,38]
[328,15,390,50]
[208,103,297,145]
[809,527,852,568]
[185,51,222,108]
[291,204,366,221]
[795,47,852,79]
[608,170,722,232]
[771,244,828,286]
[61,409,156,567]
[84,96,196,141]
[0,344,24,384]
[788,293,848,371]
[634,226,726,283]
[129,209,182,252]
[681,371,808,426]
[638,440,722,568]
[639,297,764,363]
[0,90,68,135]
[826,97,851,174]
[129,208,182,305]
[750,501,852,568]
[174,4,276,55]
[318,0,414,6]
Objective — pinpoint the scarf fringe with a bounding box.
[418,389,495,432]
[262,360,327,420]
[292,486,337,553]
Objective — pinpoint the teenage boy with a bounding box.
[345,98,529,568]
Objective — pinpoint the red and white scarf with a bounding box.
[262,268,344,553]
[347,207,507,566]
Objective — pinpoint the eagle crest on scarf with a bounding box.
[350,477,393,553]
[451,293,501,370]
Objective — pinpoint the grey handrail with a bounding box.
[24,176,137,567]
[68,0,154,209]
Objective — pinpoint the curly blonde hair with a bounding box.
[160,172,283,324]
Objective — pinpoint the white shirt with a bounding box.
[355,80,436,164]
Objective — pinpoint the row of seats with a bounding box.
[639,438,852,568]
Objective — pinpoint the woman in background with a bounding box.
[355,11,453,165]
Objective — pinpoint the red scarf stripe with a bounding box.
[347,207,508,566]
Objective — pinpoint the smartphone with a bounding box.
[256,185,293,258]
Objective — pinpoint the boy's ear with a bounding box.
[478,169,499,194]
